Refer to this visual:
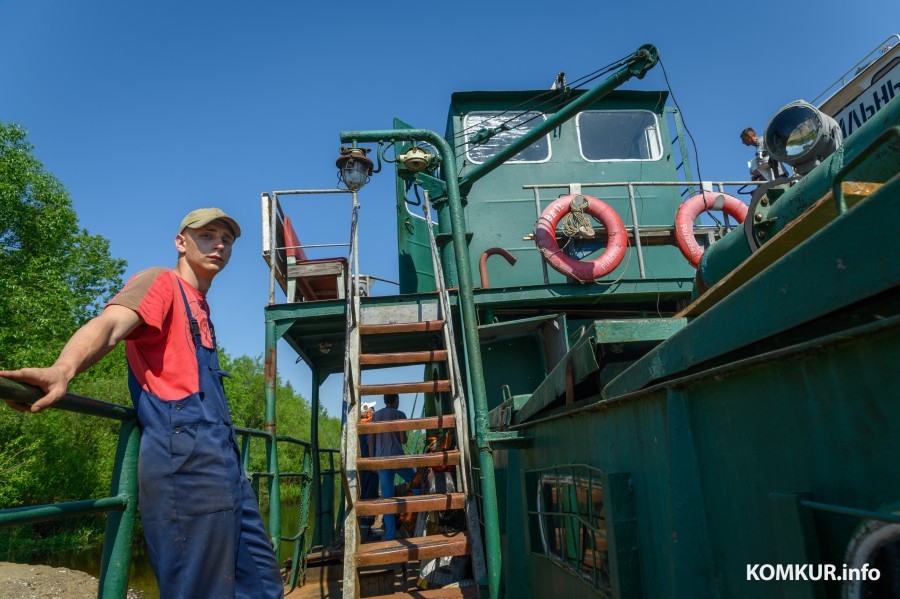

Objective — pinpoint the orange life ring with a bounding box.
[535,194,628,282]
[675,191,748,268]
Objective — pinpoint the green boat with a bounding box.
[3,35,899,598]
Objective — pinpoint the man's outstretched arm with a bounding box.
[0,305,142,413]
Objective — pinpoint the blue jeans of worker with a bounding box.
[378,468,416,540]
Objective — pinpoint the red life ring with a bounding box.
[535,194,628,282]
[675,192,748,268]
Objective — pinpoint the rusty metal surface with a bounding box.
[478,248,517,289]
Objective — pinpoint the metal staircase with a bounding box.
[340,191,485,598]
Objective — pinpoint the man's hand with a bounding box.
[0,304,141,414]
[0,366,71,413]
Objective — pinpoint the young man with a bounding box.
[368,393,416,541]
[1,208,283,598]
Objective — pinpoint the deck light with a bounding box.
[336,146,374,191]
[764,101,842,176]
[397,146,435,172]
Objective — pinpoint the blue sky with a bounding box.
[1,1,896,418]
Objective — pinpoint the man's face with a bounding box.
[177,221,235,276]
[741,132,757,146]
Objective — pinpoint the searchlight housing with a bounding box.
[764,100,842,176]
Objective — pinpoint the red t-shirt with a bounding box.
[107,268,215,400]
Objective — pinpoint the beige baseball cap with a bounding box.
[179,208,241,239]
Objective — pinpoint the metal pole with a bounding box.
[626,183,646,279]
[341,127,502,598]
[98,419,140,598]
[311,368,323,547]
[264,318,282,558]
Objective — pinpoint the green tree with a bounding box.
[0,122,126,368]
[0,122,128,548]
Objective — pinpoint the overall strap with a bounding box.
[174,277,210,348]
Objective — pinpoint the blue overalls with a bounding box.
[128,280,283,598]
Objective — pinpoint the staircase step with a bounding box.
[359,415,456,434]
[360,381,451,395]
[360,321,444,335]
[357,492,466,516]
[357,532,470,567]
[365,587,479,599]
[360,349,449,366]
[358,451,460,471]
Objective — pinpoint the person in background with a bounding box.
[368,393,416,541]
[358,400,379,537]
[741,127,789,181]
[0,208,283,598]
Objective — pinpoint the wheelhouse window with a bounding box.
[577,110,662,161]
[463,111,551,164]
[527,466,611,593]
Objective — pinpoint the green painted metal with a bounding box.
[458,45,659,194]
[666,106,696,196]
[340,126,503,598]
[516,318,686,424]
[310,368,323,548]
[768,493,824,599]
[605,173,900,398]
[264,318,283,559]
[98,419,140,598]
[698,94,900,289]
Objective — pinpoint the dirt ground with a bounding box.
[0,562,144,599]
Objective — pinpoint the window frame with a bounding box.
[463,111,552,165]
[576,109,663,163]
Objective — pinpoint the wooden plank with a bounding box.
[360,321,444,335]
[365,587,480,599]
[360,350,448,366]
[358,451,460,471]
[678,181,882,318]
[288,261,345,278]
[359,381,451,396]
[359,415,456,434]
[356,532,470,567]
[356,492,466,516]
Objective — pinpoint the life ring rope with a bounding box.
[534,193,628,282]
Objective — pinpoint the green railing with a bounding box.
[0,376,338,597]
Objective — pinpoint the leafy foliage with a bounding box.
[0,122,126,368]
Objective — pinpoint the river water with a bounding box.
[3,500,307,597]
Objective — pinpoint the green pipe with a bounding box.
[458,44,658,195]
[698,95,900,289]
[99,419,140,598]
[0,495,129,527]
[263,319,282,559]
[0,377,135,421]
[341,127,502,598]
[311,368,323,547]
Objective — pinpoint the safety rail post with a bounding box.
[98,419,140,597]
[263,317,282,560]
[0,377,138,599]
